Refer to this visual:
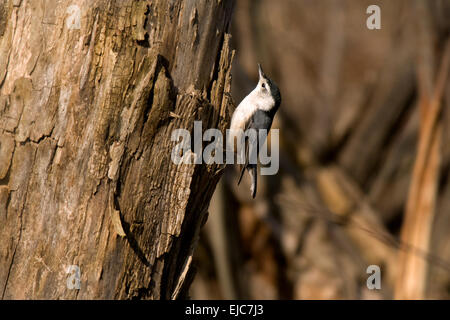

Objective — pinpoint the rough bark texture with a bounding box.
[0,0,234,299]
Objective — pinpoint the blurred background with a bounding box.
[190,0,450,299]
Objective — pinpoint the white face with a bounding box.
[253,75,275,111]
[229,64,279,133]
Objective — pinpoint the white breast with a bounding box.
[231,88,274,127]
[228,87,275,151]
[230,95,256,132]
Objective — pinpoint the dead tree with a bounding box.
[0,0,234,299]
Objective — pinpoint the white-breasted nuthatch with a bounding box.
[228,64,281,198]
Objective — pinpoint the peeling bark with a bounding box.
[0,0,234,299]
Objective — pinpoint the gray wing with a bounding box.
[237,110,274,198]
[237,116,253,186]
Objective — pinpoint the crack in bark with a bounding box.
[0,0,235,299]
[0,142,14,186]
[1,144,36,299]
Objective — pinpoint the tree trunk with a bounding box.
[0,0,234,299]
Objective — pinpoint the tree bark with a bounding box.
[0,0,234,299]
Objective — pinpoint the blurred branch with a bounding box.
[205,181,239,299]
[395,33,450,299]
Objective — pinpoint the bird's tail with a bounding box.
[237,164,257,198]
[237,164,245,186]
[248,165,257,198]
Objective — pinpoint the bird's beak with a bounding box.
[258,63,265,80]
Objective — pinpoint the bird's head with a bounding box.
[254,64,281,112]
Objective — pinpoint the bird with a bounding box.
[228,63,281,198]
